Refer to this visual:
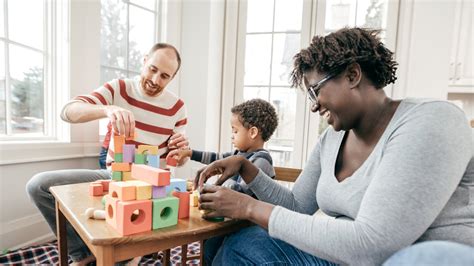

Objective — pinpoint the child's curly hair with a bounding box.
[231,98,278,142]
[290,27,397,89]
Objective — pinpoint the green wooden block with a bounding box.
[112,171,122,181]
[134,154,146,164]
[101,195,107,208]
[114,153,123,163]
[152,196,179,229]
[205,216,225,222]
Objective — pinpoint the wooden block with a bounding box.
[114,153,123,163]
[146,155,159,168]
[114,135,125,153]
[109,181,136,201]
[166,156,178,167]
[89,183,104,196]
[152,197,179,229]
[112,171,122,181]
[128,180,152,200]
[122,171,134,181]
[111,162,131,172]
[105,195,119,229]
[190,190,199,207]
[172,191,190,219]
[108,199,152,236]
[99,180,112,192]
[152,186,167,199]
[166,178,187,194]
[134,154,146,164]
[137,145,159,155]
[131,164,170,186]
[123,144,135,163]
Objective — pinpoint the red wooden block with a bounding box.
[89,183,104,196]
[172,191,190,219]
[166,156,178,167]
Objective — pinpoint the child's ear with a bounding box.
[249,126,259,139]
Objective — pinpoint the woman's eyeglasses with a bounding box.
[307,74,334,105]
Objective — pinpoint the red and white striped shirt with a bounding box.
[72,76,187,168]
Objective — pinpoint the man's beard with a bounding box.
[140,78,163,97]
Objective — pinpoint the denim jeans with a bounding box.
[99,147,108,169]
[383,241,474,265]
[26,169,111,261]
[206,226,337,265]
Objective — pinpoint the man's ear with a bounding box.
[249,126,259,139]
[143,55,148,65]
[346,63,362,89]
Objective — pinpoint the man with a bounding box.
[26,43,189,265]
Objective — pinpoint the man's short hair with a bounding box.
[148,43,182,76]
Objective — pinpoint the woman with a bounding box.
[196,27,474,265]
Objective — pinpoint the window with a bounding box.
[100,0,159,83]
[0,0,67,140]
[233,0,398,167]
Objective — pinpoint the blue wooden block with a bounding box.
[147,155,159,168]
[166,178,187,194]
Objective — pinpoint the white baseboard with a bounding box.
[1,213,56,251]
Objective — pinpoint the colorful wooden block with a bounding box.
[94,179,112,192]
[172,191,190,219]
[134,154,146,164]
[105,195,119,229]
[152,186,167,199]
[112,171,122,181]
[137,145,158,155]
[114,153,123,163]
[131,164,170,186]
[111,162,131,172]
[152,197,179,229]
[109,181,136,201]
[166,178,187,194]
[146,155,159,168]
[166,156,178,167]
[128,180,152,200]
[122,171,134,181]
[123,144,135,163]
[107,198,152,236]
[113,135,125,153]
[89,183,104,196]
[190,190,199,207]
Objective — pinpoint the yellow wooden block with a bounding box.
[190,190,199,207]
[128,180,152,200]
[136,145,159,155]
[122,171,134,181]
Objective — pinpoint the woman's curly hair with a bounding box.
[290,27,397,89]
[231,98,279,142]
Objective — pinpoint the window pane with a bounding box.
[129,6,155,72]
[357,0,388,28]
[101,0,127,69]
[268,87,296,167]
[244,34,272,85]
[274,0,303,32]
[247,0,274,33]
[271,33,300,85]
[9,45,44,134]
[130,0,155,11]
[243,86,269,101]
[8,0,44,49]
[0,41,4,134]
[0,0,4,37]
[101,67,127,84]
[325,0,388,31]
[325,0,355,30]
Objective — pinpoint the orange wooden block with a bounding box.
[131,164,170,186]
[114,135,125,153]
[122,171,134,181]
[108,199,152,236]
[172,191,190,219]
[109,181,136,201]
[89,183,104,196]
[94,179,112,192]
[111,162,131,172]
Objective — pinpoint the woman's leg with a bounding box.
[211,226,337,265]
[26,169,110,261]
[383,241,474,265]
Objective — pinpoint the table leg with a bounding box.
[96,246,114,266]
[181,244,188,264]
[200,240,206,266]
[162,249,171,266]
[55,201,68,266]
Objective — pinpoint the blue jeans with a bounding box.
[206,226,337,265]
[99,147,108,169]
[26,169,111,261]
[383,241,474,265]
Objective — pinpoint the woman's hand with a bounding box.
[104,106,135,138]
[199,185,255,220]
[194,156,259,190]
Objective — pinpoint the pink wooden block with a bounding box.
[116,200,152,236]
[131,164,171,186]
[89,183,104,196]
[105,195,119,229]
[108,181,136,201]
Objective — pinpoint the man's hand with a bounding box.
[104,106,135,138]
[168,133,189,150]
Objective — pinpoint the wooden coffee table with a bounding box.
[50,182,249,265]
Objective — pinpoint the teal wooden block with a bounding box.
[112,171,122,181]
[152,196,179,229]
[114,153,123,163]
[135,154,146,164]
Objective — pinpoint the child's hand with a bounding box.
[166,149,192,166]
